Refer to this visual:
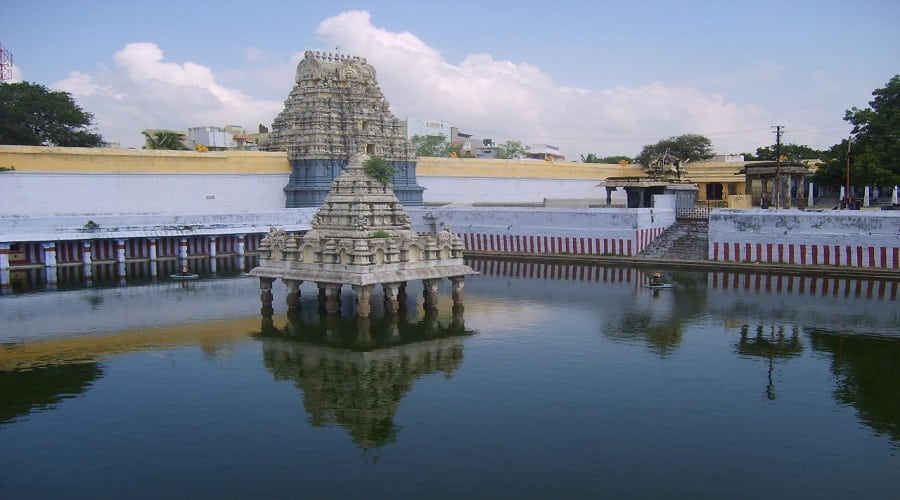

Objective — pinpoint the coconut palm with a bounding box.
[142,130,189,150]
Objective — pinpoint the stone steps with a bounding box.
[639,221,709,260]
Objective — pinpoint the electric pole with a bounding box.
[845,136,852,208]
[773,125,783,209]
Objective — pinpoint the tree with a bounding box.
[363,156,397,184]
[410,134,451,157]
[495,140,525,159]
[635,133,714,169]
[581,153,633,164]
[814,75,900,188]
[0,81,103,147]
[142,130,190,150]
[744,143,824,162]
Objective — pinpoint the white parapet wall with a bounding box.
[408,206,674,256]
[709,209,900,268]
[0,171,290,215]
[418,176,624,205]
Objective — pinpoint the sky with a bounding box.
[3,0,898,159]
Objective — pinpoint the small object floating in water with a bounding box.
[171,264,198,280]
[644,272,672,288]
[170,272,199,280]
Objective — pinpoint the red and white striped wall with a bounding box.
[711,242,899,269]
[469,259,651,288]
[460,228,665,257]
[709,271,898,300]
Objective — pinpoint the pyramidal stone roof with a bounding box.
[249,153,476,286]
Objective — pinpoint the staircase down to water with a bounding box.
[639,220,709,261]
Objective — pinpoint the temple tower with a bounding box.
[263,50,424,207]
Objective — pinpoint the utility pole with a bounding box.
[772,125,783,209]
[845,136,852,208]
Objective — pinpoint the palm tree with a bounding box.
[142,130,189,150]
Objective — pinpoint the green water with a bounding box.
[1,259,897,498]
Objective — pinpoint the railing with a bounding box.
[676,200,724,221]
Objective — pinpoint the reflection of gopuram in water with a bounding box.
[258,307,470,450]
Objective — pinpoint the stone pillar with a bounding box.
[385,312,400,339]
[81,241,92,265]
[398,282,408,305]
[781,176,791,209]
[0,243,9,270]
[355,318,373,347]
[422,278,441,310]
[605,187,613,206]
[150,261,158,281]
[796,176,806,209]
[43,242,57,267]
[115,239,126,264]
[284,279,302,310]
[259,277,275,315]
[452,303,465,330]
[317,282,327,310]
[148,239,157,262]
[0,269,10,293]
[449,276,466,306]
[82,261,93,286]
[323,283,342,315]
[237,235,246,256]
[352,284,374,318]
[117,262,127,285]
[179,237,189,259]
[382,282,402,314]
[209,237,217,258]
[44,266,57,290]
[864,186,870,207]
[808,182,815,208]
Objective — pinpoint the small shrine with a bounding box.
[249,152,477,317]
[737,161,810,209]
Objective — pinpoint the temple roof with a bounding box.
[249,153,476,286]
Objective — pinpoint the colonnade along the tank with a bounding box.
[0,234,264,291]
[257,275,467,318]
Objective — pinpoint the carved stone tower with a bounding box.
[264,50,424,207]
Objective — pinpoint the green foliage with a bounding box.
[814,75,900,187]
[363,156,397,184]
[0,81,103,147]
[744,143,824,162]
[0,165,14,171]
[410,134,451,157]
[142,130,190,150]
[495,140,525,159]
[636,133,714,168]
[581,153,633,164]
[368,230,391,238]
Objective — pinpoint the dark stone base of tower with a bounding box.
[284,159,424,208]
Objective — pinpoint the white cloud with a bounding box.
[316,10,775,156]
[51,42,283,148]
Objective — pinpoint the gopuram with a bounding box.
[249,152,476,317]
[263,50,424,207]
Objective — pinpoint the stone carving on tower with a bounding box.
[263,50,424,207]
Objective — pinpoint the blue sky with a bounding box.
[3,0,898,157]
